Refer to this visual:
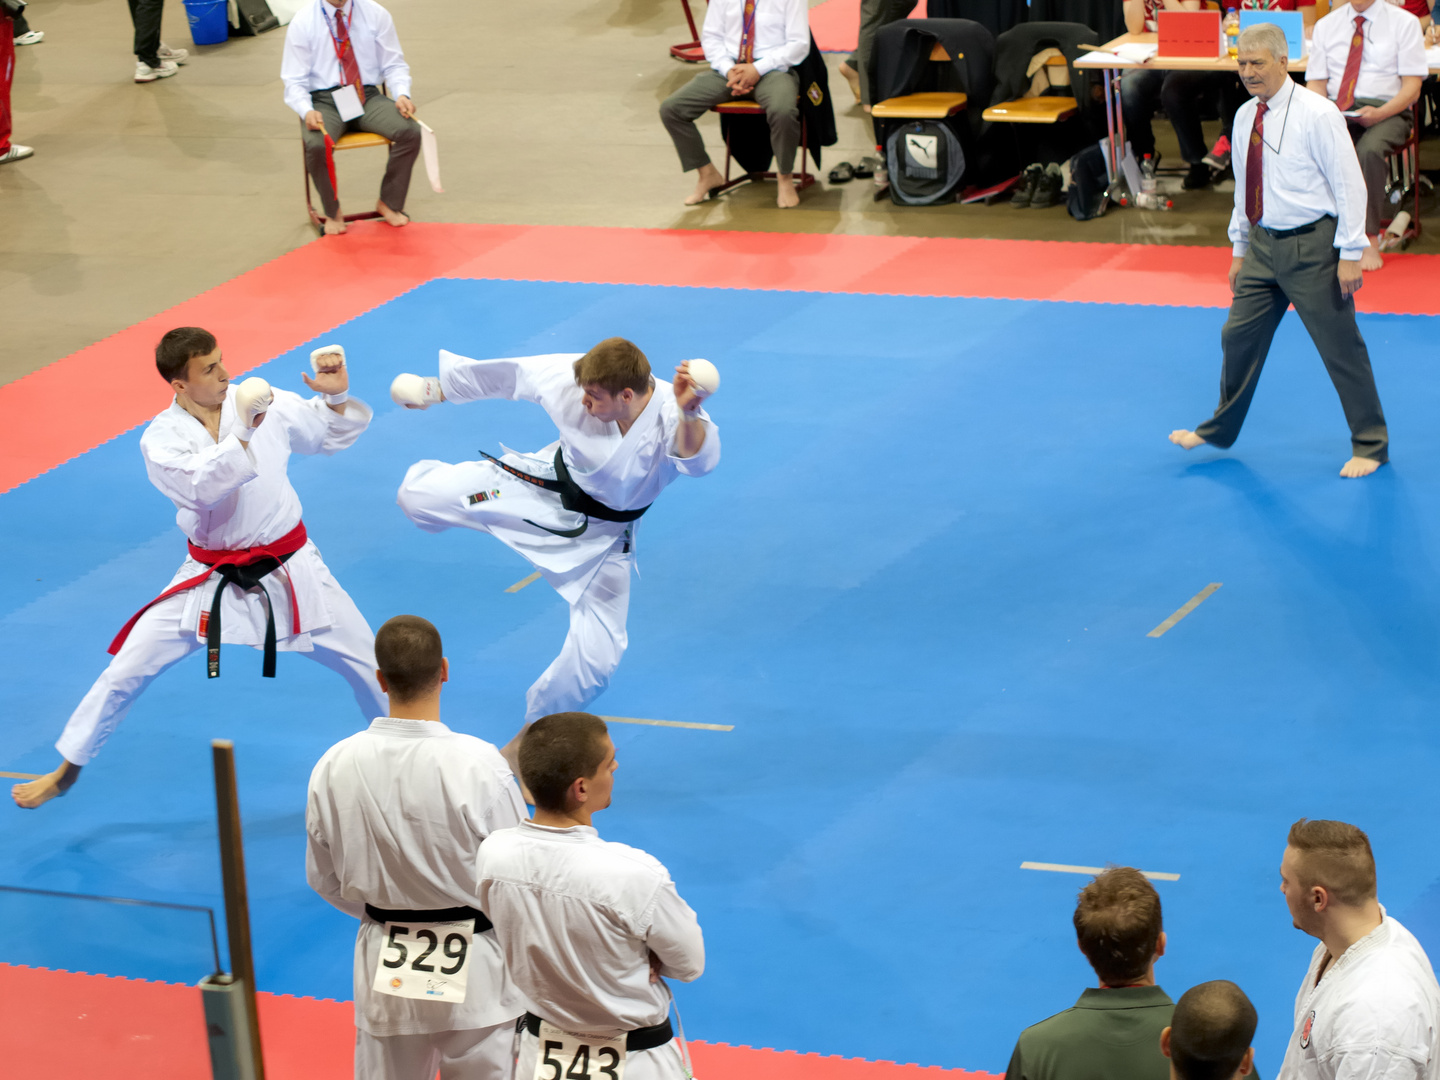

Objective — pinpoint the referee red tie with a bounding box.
[334,7,366,104]
[1246,100,1267,226]
[1335,15,1365,111]
[737,0,757,64]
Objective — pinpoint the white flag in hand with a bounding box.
[418,119,443,193]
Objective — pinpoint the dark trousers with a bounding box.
[127,0,163,67]
[1197,216,1388,462]
[849,0,917,106]
[1161,71,1246,163]
[12,9,29,35]
[301,86,422,219]
[1348,98,1412,236]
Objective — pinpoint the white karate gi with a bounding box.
[476,820,705,1080]
[1278,911,1440,1080]
[55,389,385,767]
[307,717,529,1080]
[396,352,721,723]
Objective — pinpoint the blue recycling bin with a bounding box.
[183,0,229,46]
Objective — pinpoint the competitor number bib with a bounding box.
[533,1020,626,1080]
[371,919,472,1003]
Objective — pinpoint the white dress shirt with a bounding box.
[280,0,412,118]
[1277,912,1440,1080]
[139,388,371,645]
[1228,78,1369,260]
[306,717,529,1036]
[702,0,810,79]
[1306,0,1428,103]
[476,820,705,1037]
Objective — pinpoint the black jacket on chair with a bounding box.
[871,18,997,146]
[719,34,838,174]
[927,0,1025,41]
[1026,0,1123,45]
[989,21,1107,141]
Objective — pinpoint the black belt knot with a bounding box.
[522,1012,674,1053]
[478,448,651,538]
[364,903,493,933]
[207,551,297,680]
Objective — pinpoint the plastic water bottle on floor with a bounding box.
[1138,154,1158,209]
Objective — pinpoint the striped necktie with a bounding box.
[1335,15,1365,111]
[1246,100,1267,226]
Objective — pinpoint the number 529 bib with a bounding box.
[533,1020,626,1080]
[372,920,473,1003]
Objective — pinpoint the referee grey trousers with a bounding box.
[659,69,800,174]
[1196,216,1388,462]
[302,86,421,220]
[1349,98,1412,237]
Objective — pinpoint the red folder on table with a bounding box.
[1157,10,1223,57]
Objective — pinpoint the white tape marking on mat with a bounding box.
[505,571,543,593]
[1022,861,1180,882]
[1147,583,1222,638]
[598,715,734,732]
[0,771,44,781]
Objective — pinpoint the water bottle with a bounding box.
[1138,154,1158,209]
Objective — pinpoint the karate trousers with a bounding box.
[517,1029,689,1080]
[355,1019,516,1080]
[56,569,385,767]
[397,459,633,725]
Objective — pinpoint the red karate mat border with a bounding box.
[4,221,1438,496]
[0,963,999,1079]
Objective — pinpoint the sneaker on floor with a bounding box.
[1011,163,1044,207]
[0,144,35,164]
[1203,135,1230,173]
[14,30,44,45]
[135,59,179,82]
[157,42,188,63]
[1182,162,1212,190]
[1030,163,1065,208]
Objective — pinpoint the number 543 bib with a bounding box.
[372,919,473,1003]
[533,1020,626,1080]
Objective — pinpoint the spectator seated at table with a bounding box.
[658,0,809,208]
[1160,981,1258,1080]
[1306,0,1427,267]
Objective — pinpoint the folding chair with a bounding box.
[1379,100,1425,250]
[710,100,815,195]
[302,130,392,234]
[671,0,705,62]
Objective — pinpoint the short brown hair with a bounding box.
[1170,981,1257,1080]
[519,712,610,812]
[1073,867,1163,986]
[572,337,651,395]
[156,327,217,383]
[1287,819,1377,905]
[374,615,444,701]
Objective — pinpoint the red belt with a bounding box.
[109,521,307,679]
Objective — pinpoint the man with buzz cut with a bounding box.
[13,327,383,810]
[1161,981,1259,1080]
[476,712,705,1080]
[1277,818,1440,1080]
[307,614,527,1080]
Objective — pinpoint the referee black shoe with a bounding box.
[1010,164,1044,207]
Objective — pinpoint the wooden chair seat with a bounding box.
[982,96,1078,123]
[871,91,968,119]
[333,131,392,150]
[711,100,765,115]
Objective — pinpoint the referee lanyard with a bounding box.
[321,0,365,101]
[738,0,758,64]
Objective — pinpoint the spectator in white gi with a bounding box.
[306,615,527,1080]
[1277,818,1440,1080]
[477,712,705,1080]
[1161,980,1258,1080]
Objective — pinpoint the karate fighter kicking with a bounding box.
[392,337,720,770]
[12,327,386,809]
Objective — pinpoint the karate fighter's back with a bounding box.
[393,337,720,773]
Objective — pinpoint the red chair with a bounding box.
[302,130,392,234]
[1378,101,1424,250]
[709,99,815,195]
[671,0,705,62]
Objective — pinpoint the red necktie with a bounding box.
[1246,100,1267,226]
[1335,15,1365,111]
[738,0,757,64]
[334,8,366,104]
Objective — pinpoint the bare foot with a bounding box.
[1360,242,1383,272]
[776,174,800,209]
[1169,429,1206,450]
[1339,456,1382,478]
[377,199,410,227]
[12,760,81,809]
[684,163,725,206]
[322,216,347,236]
[838,60,862,103]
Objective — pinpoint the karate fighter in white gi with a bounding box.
[477,712,705,1080]
[12,327,385,809]
[1277,818,1440,1080]
[392,337,720,770]
[307,615,526,1080]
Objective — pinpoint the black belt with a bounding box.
[206,551,297,680]
[1260,215,1333,239]
[478,448,651,538]
[364,904,493,932]
[523,1012,674,1053]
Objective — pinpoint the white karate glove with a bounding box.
[390,374,445,410]
[307,345,349,405]
[233,377,273,442]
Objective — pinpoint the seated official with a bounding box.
[1306,0,1427,268]
[659,0,809,209]
[1161,982,1258,1080]
[281,0,421,235]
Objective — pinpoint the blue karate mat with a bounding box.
[4,278,1440,1074]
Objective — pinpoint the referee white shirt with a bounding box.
[476,819,705,1035]
[1306,1,1428,103]
[701,0,810,79]
[280,0,412,118]
[1228,77,1370,260]
[1277,911,1440,1080]
[306,717,528,1037]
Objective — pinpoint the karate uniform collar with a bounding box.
[1073,985,1174,1010]
[519,819,600,841]
[366,716,454,737]
[1319,905,1393,978]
